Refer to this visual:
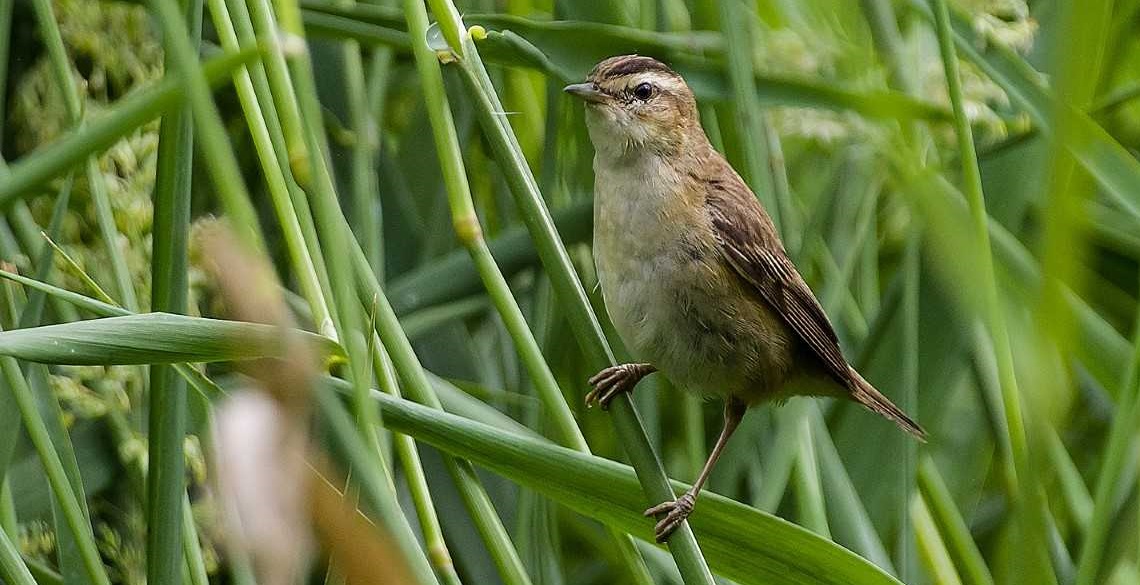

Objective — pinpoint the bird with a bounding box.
[564,55,926,543]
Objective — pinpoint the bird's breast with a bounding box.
[590,154,798,399]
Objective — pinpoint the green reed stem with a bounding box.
[917,458,994,585]
[0,526,34,585]
[146,0,264,252]
[928,0,1026,506]
[146,0,203,579]
[928,1,1052,583]
[1075,274,1140,585]
[265,0,528,581]
[205,0,333,335]
[369,340,461,584]
[28,0,138,312]
[314,386,441,585]
[0,327,110,585]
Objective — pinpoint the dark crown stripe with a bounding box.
[592,55,676,81]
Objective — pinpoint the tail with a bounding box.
[847,368,927,442]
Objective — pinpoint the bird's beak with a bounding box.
[563,82,607,104]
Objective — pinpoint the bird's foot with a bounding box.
[586,363,655,409]
[644,492,696,543]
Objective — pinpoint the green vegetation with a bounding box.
[0,0,1137,583]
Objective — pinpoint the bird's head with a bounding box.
[564,55,700,157]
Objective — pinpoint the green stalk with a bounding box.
[205,0,333,335]
[253,0,376,450]
[314,387,441,585]
[1047,430,1092,534]
[0,526,35,585]
[717,0,778,232]
[28,0,138,311]
[401,5,651,580]
[369,341,461,584]
[182,494,210,585]
[361,0,397,279]
[11,181,95,585]
[147,0,203,579]
[1075,274,1140,585]
[0,327,110,585]
[145,0,265,252]
[927,0,1025,520]
[793,417,830,538]
[242,0,311,181]
[264,1,532,581]
[348,197,536,582]
[928,2,1051,582]
[917,458,994,585]
[912,494,965,585]
[811,407,895,573]
[436,19,715,583]
[339,3,383,279]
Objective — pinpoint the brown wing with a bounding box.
[704,174,852,389]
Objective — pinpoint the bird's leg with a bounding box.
[586,363,656,409]
[644,398,746,542]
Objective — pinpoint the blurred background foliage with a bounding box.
[0,0,1139,583]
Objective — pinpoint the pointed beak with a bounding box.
[563,82,607,104]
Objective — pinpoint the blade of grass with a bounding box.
[1047,429,1092,535]
[387,199,592,315]
[265,0,535,579]
[314,386,442,585]
[347,384,904,585]
[810,406,896,574]
[0,324,110,585]
[7,179,97,585]
[927,2,1052,582]
[912,493,965,585]
[1075,272,1140,585]
[204,0,334,337]
[28,0,138,311]
[369,341,462,584]
[0,527,35,585]
[0,313,342,364]
[145,0,265,252]
[792,416,830,538]
[916,457,995,585]
[339,0,383,279]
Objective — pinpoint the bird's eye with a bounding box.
[632,82,654,100]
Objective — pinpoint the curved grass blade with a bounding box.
[355,387,903,585]
[0,313,342,365]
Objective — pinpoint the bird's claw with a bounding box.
[644,492,695,543]
[585,363,651,410]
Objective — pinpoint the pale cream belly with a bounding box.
[594,223,801,404]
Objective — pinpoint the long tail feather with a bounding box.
[847,368,927,441]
